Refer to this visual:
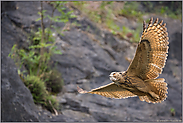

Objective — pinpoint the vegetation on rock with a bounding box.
[8,1,75,114]
[69,1,182,42]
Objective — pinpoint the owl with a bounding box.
[77,17,169,103]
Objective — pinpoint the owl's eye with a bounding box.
[119,72,122,75]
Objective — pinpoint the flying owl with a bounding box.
[77,17,169,103]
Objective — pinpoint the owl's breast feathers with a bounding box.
[116,72,168,103]
[118,73,150,95]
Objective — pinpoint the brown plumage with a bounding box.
[77,17,169,103]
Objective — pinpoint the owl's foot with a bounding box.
[149,91,159,101]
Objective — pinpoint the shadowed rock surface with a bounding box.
[1,1,182,122]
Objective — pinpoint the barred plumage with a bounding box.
[77,18,169,103]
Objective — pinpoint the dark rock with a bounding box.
[54,29,123,85]
[103,32,118,47]
[78,18,102,37]
[64,83,79,93]
[48,115,67,122]
[91,111,121,122]
[61,109,96,122]
[1,1,16,13]
[64,98,90,114]
[169,32,182,62]
[35,105,66,122]
[1,15,39,122]
[1,58,39,122]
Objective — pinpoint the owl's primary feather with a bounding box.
[126,17,169,80]
[77,18,169,103]
[77,83,137,99]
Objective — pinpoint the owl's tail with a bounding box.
[139,78,168,103]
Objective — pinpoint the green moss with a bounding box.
[24,75,60,112]
[24,75,47,104]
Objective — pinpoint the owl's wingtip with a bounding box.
[77,85,88,94]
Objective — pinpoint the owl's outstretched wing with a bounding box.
[77,83,137,99]
[126,18,169,80]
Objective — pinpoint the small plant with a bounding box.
[9,1,76,114]
[170,108,175,116]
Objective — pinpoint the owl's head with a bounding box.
[109,71,125,82]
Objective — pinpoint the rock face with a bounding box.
[1,52,39,122]
[1,1,182,122]
[1,2,39,121]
